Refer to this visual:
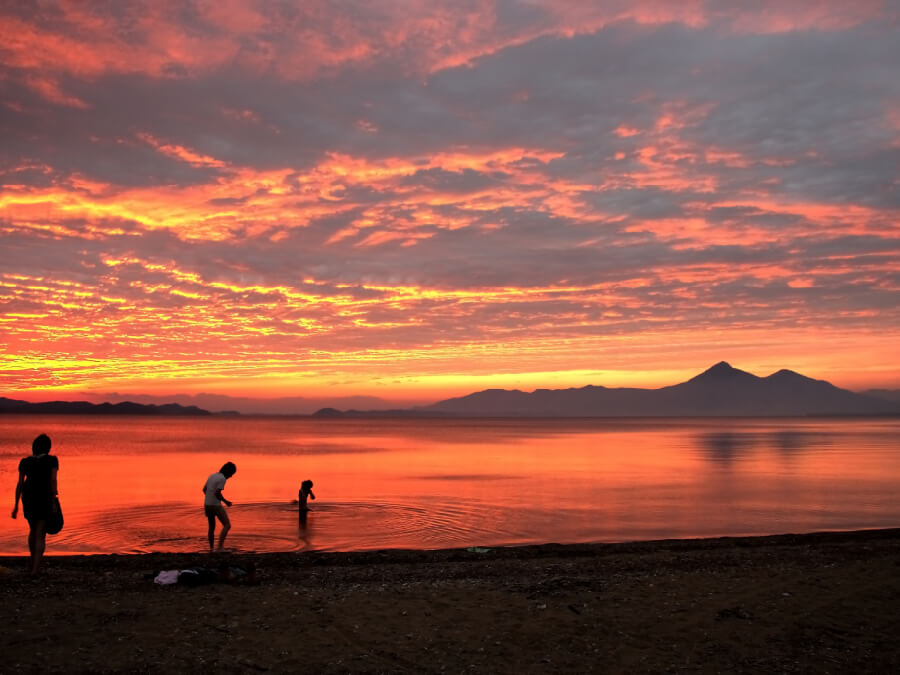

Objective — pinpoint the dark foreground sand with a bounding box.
[2,529,899,673]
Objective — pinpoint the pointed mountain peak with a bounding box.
[768,368,803,379]
[687,361,757,383]
[765,368,827,386]
[702,361,750,377]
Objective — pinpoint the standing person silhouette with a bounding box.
[11,434,58,574]
[203,462,236,552]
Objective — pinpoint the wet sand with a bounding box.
[2,529,899,673]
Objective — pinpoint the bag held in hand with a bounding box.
[46,498,64,535]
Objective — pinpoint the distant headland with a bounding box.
[0,397,212,416]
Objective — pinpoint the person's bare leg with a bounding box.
[207,514,216,551]
[216,510,231,550]
[30,520,46,575]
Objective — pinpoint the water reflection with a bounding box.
[770,430,822,454]
[298,508,312,550]
[695,427,838,465]
[697,432,761,463]
[1,416,898,554]
[413,474,521,481]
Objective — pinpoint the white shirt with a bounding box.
[204,472,227,506]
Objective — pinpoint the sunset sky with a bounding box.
[1,1,899,405]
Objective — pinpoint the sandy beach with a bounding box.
[2,529,899,673]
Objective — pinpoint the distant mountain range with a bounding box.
[70,392,417,415]
[318,362,900,418]
[4,363,898,418]
[0,397,211,416]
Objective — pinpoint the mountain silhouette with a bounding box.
[864,388,900,404]
[0,397,212,416]
[76,391,416,415]
[418,362,899,417]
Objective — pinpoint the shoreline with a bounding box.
[3,528,899,672]
[2,525,899,564]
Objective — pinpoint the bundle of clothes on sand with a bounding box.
[152,563,256,587]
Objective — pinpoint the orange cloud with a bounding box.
[137,133,227,168]
[3,0,883,99]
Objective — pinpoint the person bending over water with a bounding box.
[298,479,315,512]
[203,462,236,551]
[298,479,315,545]
[11,434,59,574]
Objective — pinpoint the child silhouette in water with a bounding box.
[298,480,315,511]
[297,479,315,545]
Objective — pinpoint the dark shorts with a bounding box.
[23,493,53,523]
[205,504,227,520]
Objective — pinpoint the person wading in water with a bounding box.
[203,462,236,551]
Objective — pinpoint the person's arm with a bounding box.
[309,490,315,501]
[215,488,232,507]
[11,470,24,518]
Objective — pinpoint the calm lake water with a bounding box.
[1,415,898,555]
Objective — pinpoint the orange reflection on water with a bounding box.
[1,416,898,555]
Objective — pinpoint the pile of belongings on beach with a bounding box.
[153,564,255,586]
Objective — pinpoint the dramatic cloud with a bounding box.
[1,0,898,401]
